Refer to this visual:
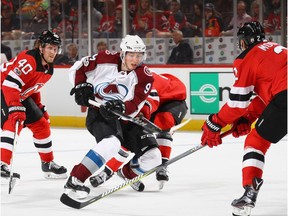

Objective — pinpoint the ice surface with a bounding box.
[1,128,287,216]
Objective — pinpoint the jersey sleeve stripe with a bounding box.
[2,79,22,92]
[227,85,254,108]
[227,99,250,108]
[230,85,254,95]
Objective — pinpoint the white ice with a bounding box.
[1,128,287,216]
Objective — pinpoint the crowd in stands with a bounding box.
[1,0,283,41]
[1,0,283,65]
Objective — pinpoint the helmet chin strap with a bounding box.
[39,45,49,64]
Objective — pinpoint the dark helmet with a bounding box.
[39,30,62,46]
[237,21,265,48]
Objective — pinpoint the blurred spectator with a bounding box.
[82,1,103,37]
[65,43,79,64]
[128,0,138,19]
[97,0,117,38]
[54,6,79,39]
[50,1,63,30]
[54,43,79,65]
[1,43,12,61]
[1,3,20,40]
[265,0,281,34]
[213,0,233,28]
[96,41,108,52]
[167,30,193,64]
[250,1,260,22]
[221,0,252,36]
[155,0,171,11]
[204,3,224,37]
[186,1,203,37]
[131,0,154,37]
[29,6,49,37]
[165,0,188,34]
[146,11,172,38]
[114,4,124,38]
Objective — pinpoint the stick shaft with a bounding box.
[60,128,233,209]
[8,121,20,194]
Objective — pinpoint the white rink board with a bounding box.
[42,66,233,120]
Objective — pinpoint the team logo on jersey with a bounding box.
[144,66,152,76]
[95,82,128,101]
[14,67,21,76]
[20,83,44,101]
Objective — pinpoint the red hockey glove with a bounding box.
[8,103,26,128]
[201,114,226,148]
[232,116,253,138]
[39,104,50,123]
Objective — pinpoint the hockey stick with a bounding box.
[170,118,192,133]
[8,120,20,194]
[60,128,233,209]
[88,99,162,133]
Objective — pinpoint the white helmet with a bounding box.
[120,35,147,61]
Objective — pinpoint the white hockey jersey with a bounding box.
[69,50,154,117]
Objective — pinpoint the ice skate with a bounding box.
[156,166,169,190]
[64,176,90,199]
[1,162,20,180]
[90,169,113,187]
[231,178,263,216]
[41,161,67,179]
[117,169,145,192]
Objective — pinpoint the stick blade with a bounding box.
[60,193,83,209]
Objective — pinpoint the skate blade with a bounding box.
[232,206,252,216]
[44,172,68,179]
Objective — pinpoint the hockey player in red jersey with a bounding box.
[201,21,287,216]
[89,72,187,190]
[1,30,67,180]
[65,35,162,198]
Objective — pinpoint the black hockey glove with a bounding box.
[70,83,94,106]
[100,100,125,120]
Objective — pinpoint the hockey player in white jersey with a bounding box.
[64,35,162,198]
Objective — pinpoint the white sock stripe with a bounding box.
[1,130,15,139]
[242,159,265,170]
[244,147,264,156]
[0,143,13,151]
[33,136,52,144]
[157,138,172,147]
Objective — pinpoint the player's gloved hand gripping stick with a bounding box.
[88,99,192,134]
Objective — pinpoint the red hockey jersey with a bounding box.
[69,50,154,117]
[1,49,53,106]
[143,72,186,115]
[218,41,287,124]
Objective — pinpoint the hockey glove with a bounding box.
[232,116,253,138]
[8,103,26,128]
[201,114,226,148]
[70,82,94,106]
[100,100,125,120]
